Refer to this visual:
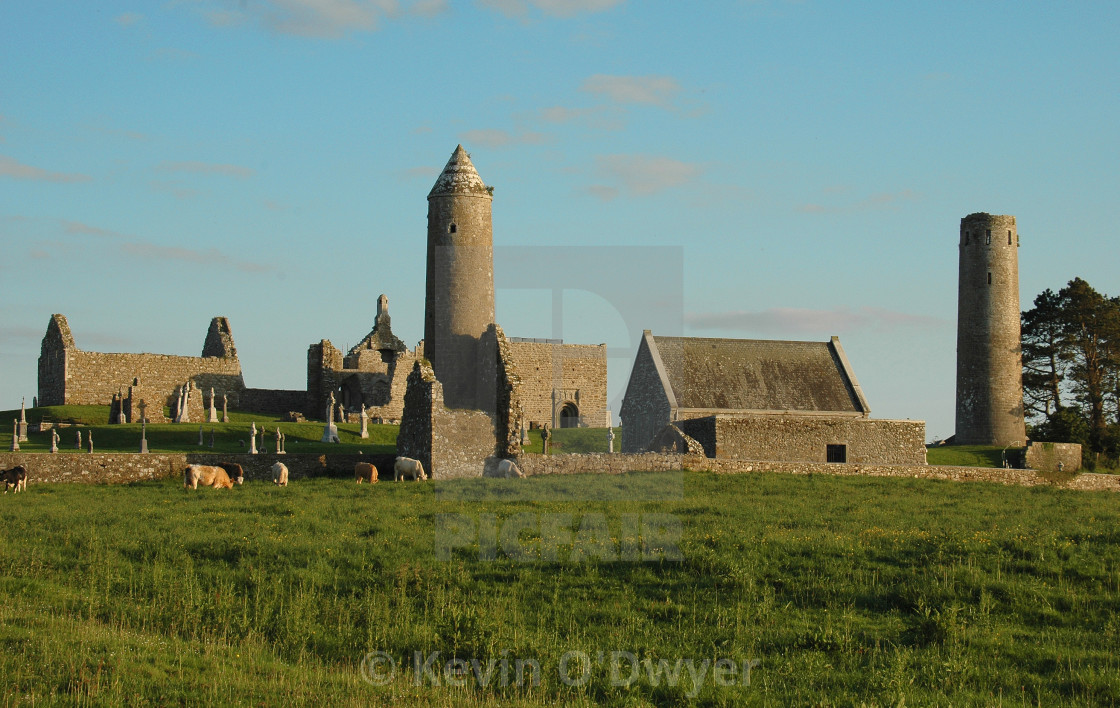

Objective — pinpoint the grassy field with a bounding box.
[1,471,1119,705]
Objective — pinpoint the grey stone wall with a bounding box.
[687,415,928,465]
[396,360,498,480]
[507,340,609,428]
[955,213,1026,446]
[0,452,391,485]
[1024,441,1082,472]
[37,314,244,410]
[620,333,673,453]
[239,389,308,417]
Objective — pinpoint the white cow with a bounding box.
[394,456,427,481]
[485,458,525,479]
[271,462,289,487]
[184,465,235,490]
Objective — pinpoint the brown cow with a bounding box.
[355,461,378,484]
[2,465,27,493]
[184,465,235,490]
[215,462,245,485]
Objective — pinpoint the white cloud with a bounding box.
[121,242,274,273]
[198,0,446,37]
[478,0,622,17]
[0,155,91,183]
[580,74,680,109]
[593,154,702,197]
[116,12,143,27]
[685,306,948,336]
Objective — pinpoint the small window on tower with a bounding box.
[1008,230,1012,245]
[964,231,970,245]
[986,229,991,245]
[987,272,992,285]
[448,223,457,234]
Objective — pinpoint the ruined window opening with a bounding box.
[964,231,970,245]
[826,444,847,463]
[1008,230,1012,245]
[448,223,457,234]
[986,229,991,245]
[987,272,992,285]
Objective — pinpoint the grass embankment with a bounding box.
[1,472,1118,705]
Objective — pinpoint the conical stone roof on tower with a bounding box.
[428,145,491,198]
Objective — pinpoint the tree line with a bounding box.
[1022,278,1120,466]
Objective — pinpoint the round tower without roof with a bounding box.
[424,145,495,409]
[955,212,1026,446]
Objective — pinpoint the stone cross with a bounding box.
[87,432,93,454]
[138,399,148,425]
[322,393,340,444]
[607,426,615,454]
[17,397,27,442]
[541,425,551,455]
[327,392,336,425]
[139,420,149,454]
[222,393,229,423]
[208,387,218,423]
[198,425,204,446]
[49,428,59,454]
[275,427,283,455]
[359,404,369,439]
[10,419,19,452]
[337,402,346,424]
[76,430,82,449]
[249,422,258,455]
[280,432,287,454]
[117,388,126,424]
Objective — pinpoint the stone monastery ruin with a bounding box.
[35,146,1035,477]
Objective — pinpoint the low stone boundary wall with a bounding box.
[3,450,1118,493]
[0,453,396,485]
[516,453,1120,492]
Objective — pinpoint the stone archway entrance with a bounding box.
[559,402,580,428]
[339,377,363,411]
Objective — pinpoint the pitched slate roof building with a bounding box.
[621,331,925,464]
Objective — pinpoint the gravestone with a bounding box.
[9,420,18,452]
[208,387,218,423]
[17,397,28,442]
[76,430,82,449]
[249,422,258,455]
[360,404,369,439]
[222,393,229,423]
[49,429,59,454]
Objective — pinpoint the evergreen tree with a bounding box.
[1021,288,1066,420]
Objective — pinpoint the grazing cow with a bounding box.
[485,458,525,479]
[271,462,289,486]
[2,465,27,493]
[183,464,235,490]
[216,462,245,485]
[354,461,378,484]
[393,456,427,481]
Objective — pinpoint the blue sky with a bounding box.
[2,1,1118,441]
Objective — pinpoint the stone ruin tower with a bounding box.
[424,145,496,410]
[955,212,1026,446]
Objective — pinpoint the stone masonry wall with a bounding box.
[706,415,927,465]
[508,340,609,428]
[1024,441,1082,472]
[620,334,672,453]
[53,350,244,411]
[0,452,394,485]
[239,389,308,416]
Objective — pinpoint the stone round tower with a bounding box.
[955,212,1026,446]
[424,145,495,409]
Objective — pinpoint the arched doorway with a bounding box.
[559,402,579,428]
[338,377,363,411]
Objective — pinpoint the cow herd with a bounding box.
[2,455,526,493]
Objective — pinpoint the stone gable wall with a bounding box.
[620,337,672,453]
